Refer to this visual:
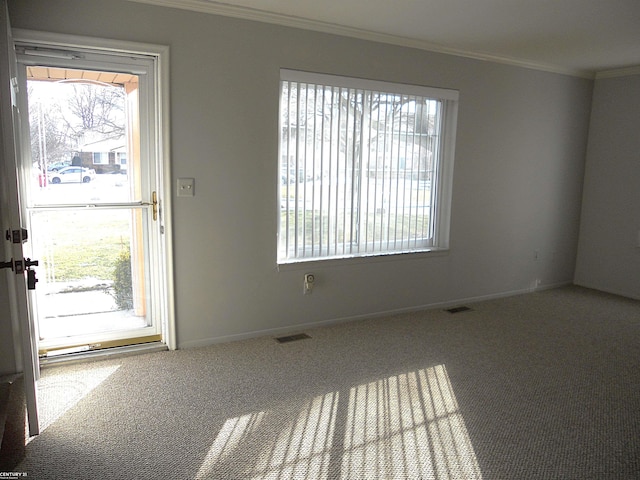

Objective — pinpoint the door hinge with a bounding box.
[10,77,18,106]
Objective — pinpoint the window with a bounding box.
[278,70,458,263]
[93,152,108,164]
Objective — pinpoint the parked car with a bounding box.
[48,166,97,184]
[46,162,70,172]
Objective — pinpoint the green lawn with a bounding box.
[281,208,430,253]
[31,209,134,282]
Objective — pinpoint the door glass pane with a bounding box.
[22,61,158,350]
[30,208,150,341]
[26,68,141,205]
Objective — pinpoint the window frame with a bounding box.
[277,69,458,265]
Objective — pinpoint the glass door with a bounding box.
[17,49,164,356]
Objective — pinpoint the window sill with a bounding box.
[276,248,450,271]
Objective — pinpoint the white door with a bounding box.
[12,35,174,357]
[0,0,39,436]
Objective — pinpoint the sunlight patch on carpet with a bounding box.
[196,391,339,479]
[34,364,121,438]
[196,364,481,479]
[342,364,482,479]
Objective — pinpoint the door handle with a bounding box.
[141,191,158,221]
[23,258,39,290]
[27,269,38,290]
[1,258,39,290]
[151,191,158,221]
[4,228,28,243]
[0,259,13,270]
[25,258,39,268]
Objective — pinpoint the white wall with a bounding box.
[5,0,593,351]
[575,73,640,299]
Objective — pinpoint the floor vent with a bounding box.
[445,306,472,314]
[275,333,311,343]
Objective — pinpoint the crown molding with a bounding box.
[595,65,640,79]
[127,0,595,79]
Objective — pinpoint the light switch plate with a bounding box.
[177,178,195,197]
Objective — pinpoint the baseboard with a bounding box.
[179,283,570,350]
[530,280,573,293]
[572,281,640,302]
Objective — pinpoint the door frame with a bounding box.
[0,0,39,436]
[12,28,177,352]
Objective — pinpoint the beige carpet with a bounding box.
[14,286,640,479]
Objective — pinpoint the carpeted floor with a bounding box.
[14,286,640,479]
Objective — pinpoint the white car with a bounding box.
[48,166,97,184]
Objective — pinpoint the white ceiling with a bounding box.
[131,0,640,77]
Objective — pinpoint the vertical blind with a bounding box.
[278,71,457,263]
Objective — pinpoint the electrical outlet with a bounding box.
[304,273,315,294]
[177,178,195,197]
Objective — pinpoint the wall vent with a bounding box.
[275,333,311,343]
[445,306,472,314]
